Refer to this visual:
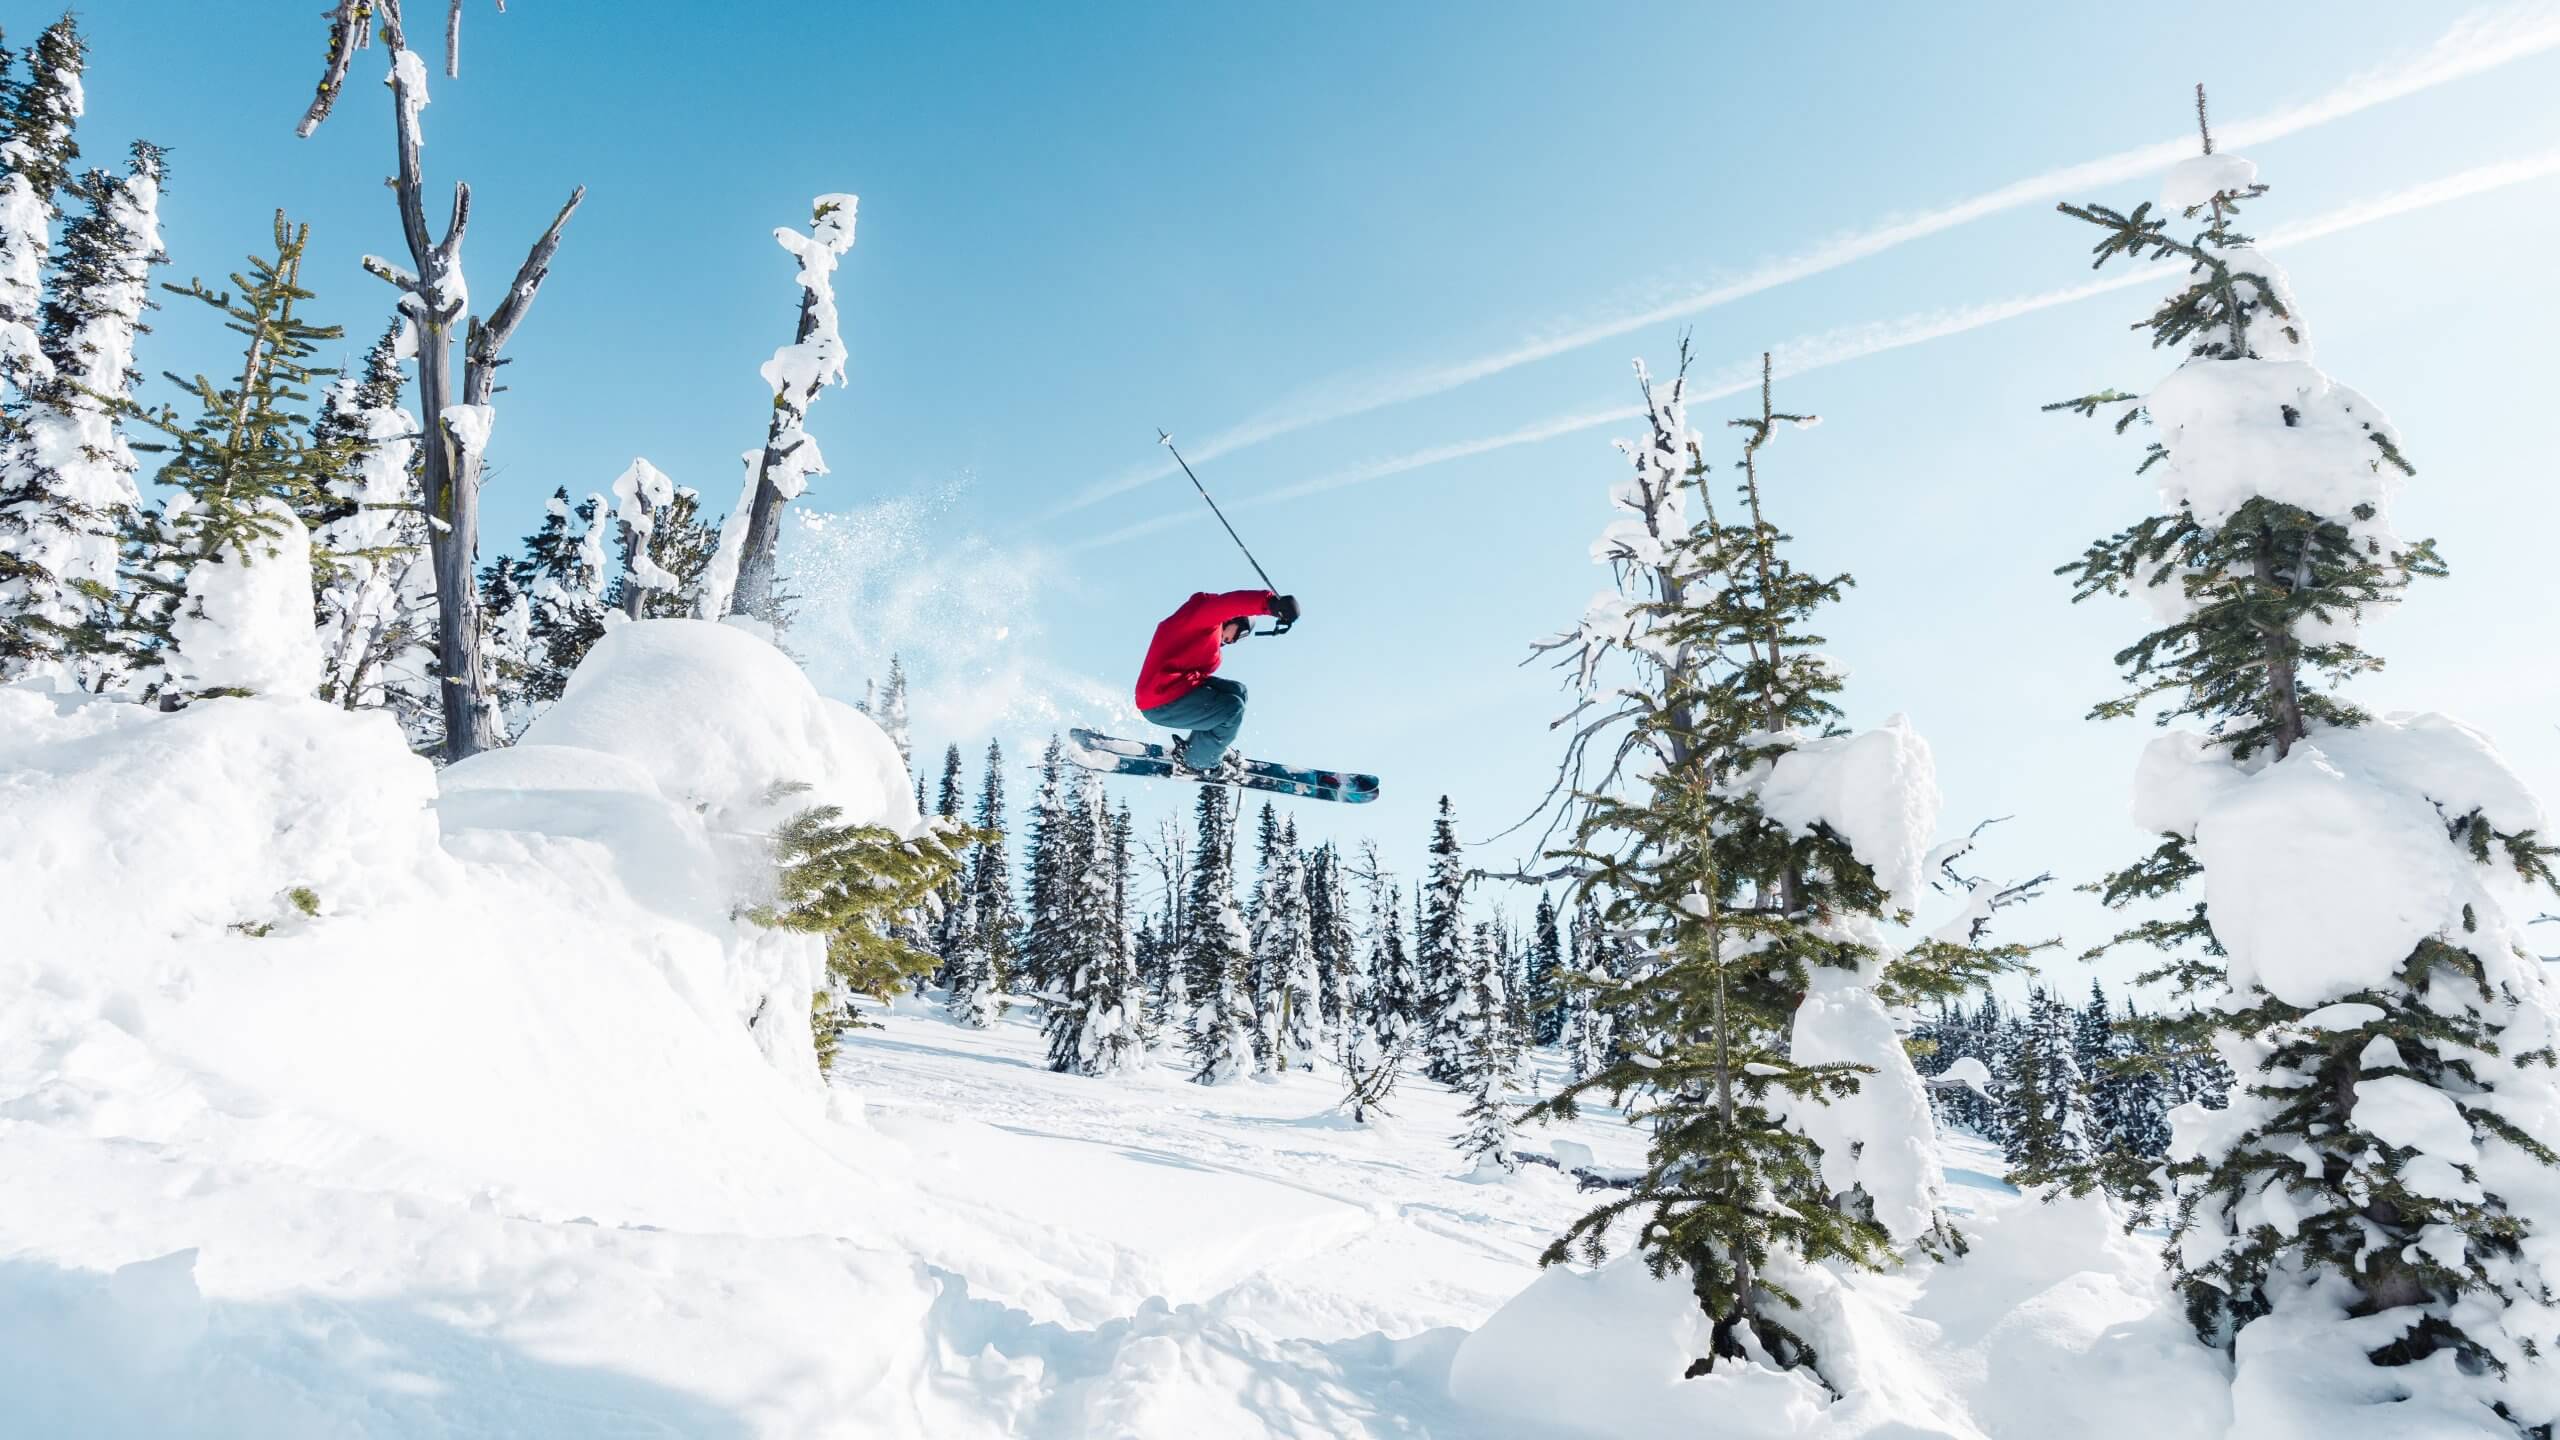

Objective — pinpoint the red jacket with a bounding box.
[1135,589,1275,711]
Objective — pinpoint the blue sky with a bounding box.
[64,2,2560,987]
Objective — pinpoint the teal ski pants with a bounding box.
[1141,677,1247,768]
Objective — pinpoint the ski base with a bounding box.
[1067,728,1378,804]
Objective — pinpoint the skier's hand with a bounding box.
[1272,594,1301,626]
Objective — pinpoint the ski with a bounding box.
[1066,728,1379,804]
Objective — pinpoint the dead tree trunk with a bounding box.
[327,0,580,762]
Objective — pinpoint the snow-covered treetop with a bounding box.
[757,193,860,506]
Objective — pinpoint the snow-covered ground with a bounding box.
[0,620,2232,1438]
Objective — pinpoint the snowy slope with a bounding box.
[0,619,2231,1437]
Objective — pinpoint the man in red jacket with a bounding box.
[1135,588,1299,776]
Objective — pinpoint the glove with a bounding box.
[1271,594,1301,626]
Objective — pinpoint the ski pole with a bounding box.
[1157,430,1291,634]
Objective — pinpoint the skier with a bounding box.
[1135,588,1299,778]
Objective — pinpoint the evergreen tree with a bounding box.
[0,134,163,687]
[1527,892,1565,1047]
[1252,822,1320,1073]
[927,743,969,984]
[1998,988,2092,1188]
[311,318,436,738]
[113,209,354,701]
[516,487,610,705]
[1523,350,2018,1378]
[0,16,85,404]
[879,654,911,772]
[1452,921,1519,1174]
[748,788,974,1073]
[1018,737,1075,996]
[1306,843,1358,1043]
[2055,106,2560,1409]
[947,739,1017,1026]
[1563,891,1615,1082]
[602,483,720,621]
[1417,795,1470,1085]
[1045,777,1145,1076]
[1360,842,1419,1051]
[1181,784,1256,1084]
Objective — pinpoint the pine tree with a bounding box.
[1417,795,1471,1085]
[1452,921,1519,1174]
[927,743,969,985]
[1307,843,1359,1045]
[1526,892,1565,1047]
[748,788,974,1073]
[515,486,610,705]
[1359,842,1418,1052]
[0,16,85,404]
[311,318,436,736]
[114,210,353,702]
[2055,100,2560,1408]
[604,483,718,620]
[1998,988,2092,1188]
[1181,784,1255,1084]
[1252,822,1320,1073]
[1563,892,1615,1082]
[1045,776,1144,1076]
[1521,349,2010,1378]
[947,739,1016,1026]
[879,654,911,772]
[1018,737,1076,996]
[0,134,164,687]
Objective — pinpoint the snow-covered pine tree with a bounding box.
[879,654,911,773]
[512,487,610,705]
[2055,98,2560,1420]
[1522,348,2000,1378]
[603,458,676,620]
[1358,841,1418,1052]
[946,739,1017,1026]
[1563,891,1614,1082]
[1417,795,1470,1086]
[1047,779,1146,1077]
[0,15,84,406]
[1018,737,1075,997]
[475,551,533,725]
[1998,988,2092,1189]
[1497,915,1531,1078]
[1452,920,1519,1175]
[113,210,350,703]
[0,136,163,688]
[1181,784,1256,1085]
[310,318,437,736]
[617,484,718,620]
[927,743,969,985]
[1526,892,1565,1047]
[1252,823,1321,1073]
[1142,815,1191,1042]
[1310,843,1359,1044]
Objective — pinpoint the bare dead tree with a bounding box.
[727,196,859,621]
[306,0,581,760]
[299,0,500,136]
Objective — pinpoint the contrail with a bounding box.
[1063,146,2560,553]
[1051,4,2560,519]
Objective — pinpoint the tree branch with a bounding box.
[474,186,584,361]
[296,0,376,138]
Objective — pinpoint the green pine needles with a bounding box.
[1530,351,1989,1377]
[747,785,981,1073]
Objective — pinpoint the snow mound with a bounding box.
[520,617,916,831]
[1789,970,1945,1245]
[1450,1178,2228,1440]
[0,685,441,941]
[168,498,324,698]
